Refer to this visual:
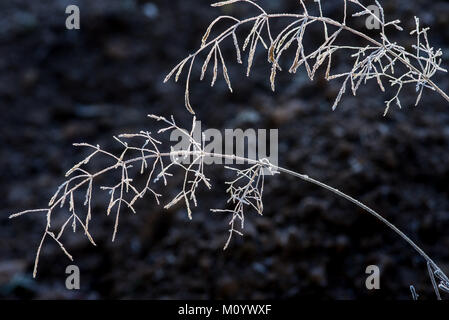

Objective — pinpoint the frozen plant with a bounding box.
[9,0,449,300]
[9,115,449,299]
[165,0,448,115]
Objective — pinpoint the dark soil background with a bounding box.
[1,0,449,299]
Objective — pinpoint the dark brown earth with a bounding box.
[1,0,449,299]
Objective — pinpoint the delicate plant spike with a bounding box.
[211,162,269,249]
[164,0,449,115]
[9,115,449,299]
[410,285,419,300]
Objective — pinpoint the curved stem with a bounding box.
[202,152,440,269]
[13,151,446,282]
[120,150,444,270]
[275,165,439,269]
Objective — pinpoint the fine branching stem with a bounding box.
[165,0,448,114]
[9,114,449,299]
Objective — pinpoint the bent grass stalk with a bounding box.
[9,115,449,299]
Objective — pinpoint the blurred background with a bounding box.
[1,0,449,299]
